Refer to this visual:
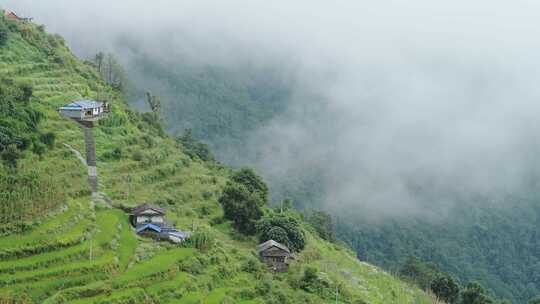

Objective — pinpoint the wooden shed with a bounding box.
[256,240,295,272]
[130,203,166,227]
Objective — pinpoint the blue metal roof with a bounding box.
[59,100,102,110]
[136,223,162,233]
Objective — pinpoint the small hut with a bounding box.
[130,203,165,227]
[130,203,191,244]
[256,240,295,272]
[58,100,109,121]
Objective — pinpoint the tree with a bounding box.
[461,282,495,304]
[308,211,336,242]
[176,128,214,161]
[399,256,440,290]
[257,212,305,252]
[146,91,161,114]
[430,274,459,304]
[231,167,269,202]
[94,52,104,73]
[219,182,264,235]
[265,226,289,245]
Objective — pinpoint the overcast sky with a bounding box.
[5,0,540,218]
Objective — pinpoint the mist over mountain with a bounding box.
[6,1,540,301]
[10,0,540,218]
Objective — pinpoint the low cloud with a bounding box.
[7,0,540,218]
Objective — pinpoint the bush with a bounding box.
[461,282,496,304]
[231,167,269,202]
[18,82,33,102]
[308,211,335,242]
[132,149,143,162]
[219,182,264,235]
[241,257,263,274]
[39,132,56,148]
[32,142,46,158]
[186,228,213,252]
[1,144,21,168]
[430,274,460,304]
[257,212,305,252]
[176,128,214,162]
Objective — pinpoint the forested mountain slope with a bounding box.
[110,32,540,304]
[0,16,433,304]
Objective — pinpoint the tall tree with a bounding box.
[219,182,264,235]
[461,282,495,304]
[430,274,460,304]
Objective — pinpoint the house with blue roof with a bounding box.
[130,203,192,244]
[58,100,109,121]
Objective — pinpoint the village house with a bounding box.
[58,100,110,121]
[130,203,165,227]
[256,240,295,272]
[130,203,191,244]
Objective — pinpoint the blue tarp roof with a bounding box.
[136,223,162,233]
[59,100,102,110]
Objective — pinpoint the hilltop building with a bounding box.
[58,100,109,122]
[257,240,295,272]
[58,99,109,195]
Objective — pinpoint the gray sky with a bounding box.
[5,0,540,218]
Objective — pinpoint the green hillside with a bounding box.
[0,18,433,304]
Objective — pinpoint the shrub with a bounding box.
[32,142,46,158]
[176,129,214,162]
[308,211,335,242]
[132,149,143,161]
[39,132,56,148]
[18,82,33,102]
[241,257,263,274]
[219,182,264,235]
[430,274,460,304]
[1,144,21,168]
[186,228,213,252]
[231,167,269,202]
[257,212,305,252]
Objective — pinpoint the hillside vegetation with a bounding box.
[114,30,540,304]
[0,17,433,303]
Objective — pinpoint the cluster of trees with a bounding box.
[176,129,214,162]
[398,256,540,304]
[0,78,54,168]
[90,52,127,92]
[219,168,306,252]
[337,195,540,303]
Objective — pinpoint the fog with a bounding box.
[6,0,540,218]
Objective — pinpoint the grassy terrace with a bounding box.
[0,21,434,303]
